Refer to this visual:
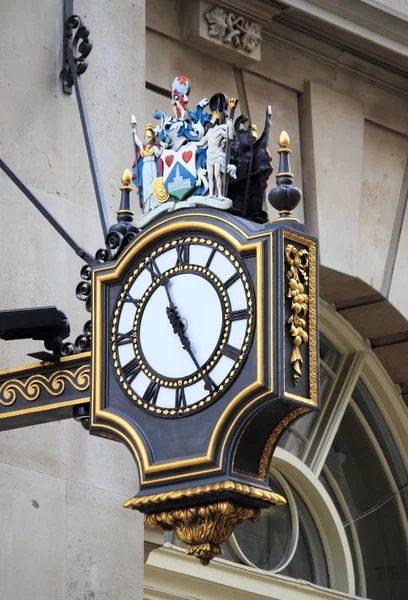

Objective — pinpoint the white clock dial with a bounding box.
[111,236,254,417]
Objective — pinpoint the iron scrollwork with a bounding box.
[60,15,93,93]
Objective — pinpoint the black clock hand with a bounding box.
[163,289,215,392]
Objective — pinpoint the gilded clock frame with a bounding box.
[111,235,255,417]
[91,212,318,486]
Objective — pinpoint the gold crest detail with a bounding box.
[285,244,309,385]
[145,501,262,565]
[152,176,170,203]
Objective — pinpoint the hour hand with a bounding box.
[166,305,188,346]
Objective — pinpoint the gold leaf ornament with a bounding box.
[145,501,261,565]
[285,244,310,385]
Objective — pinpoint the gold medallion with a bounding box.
[152,177,170,203]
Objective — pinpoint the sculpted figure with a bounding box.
[131,120,163,213]
[196,112,236,198]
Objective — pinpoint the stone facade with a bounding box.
[1,1,407,599]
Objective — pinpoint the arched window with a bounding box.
[148,301,408,600]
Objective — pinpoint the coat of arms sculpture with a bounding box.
[131,76,272,229]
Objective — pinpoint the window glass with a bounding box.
[280,488,329,587]
[354,379,408,511]
[325,403,408,600]
[320,334,341,371]
[230,479,329,587]
[279,364,332,456]
[231,477,291,570]
[320,469,364,596]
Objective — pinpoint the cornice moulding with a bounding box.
[145,545,362,600]
[214,0,286,25]
[275,0,408,57]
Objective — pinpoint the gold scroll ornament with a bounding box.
[145,501,261,565]
[0,365,90,406]
[285,244,309,385]
[125,480,285,565]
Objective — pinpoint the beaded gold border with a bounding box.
[111,236,254,417]
[131,266,231,386]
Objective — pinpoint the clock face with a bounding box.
[111,235,255,417]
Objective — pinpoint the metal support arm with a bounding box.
[0,158,96,266]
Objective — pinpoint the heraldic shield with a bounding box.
[161,142,197,201]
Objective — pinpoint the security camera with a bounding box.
[0,306,70,358]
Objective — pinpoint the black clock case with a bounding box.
[90,209,319,511]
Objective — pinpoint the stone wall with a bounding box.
[0,1,145,598]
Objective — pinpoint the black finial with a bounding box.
[268,131,302,222]
[97,169,139,262]
[117,169,134,223]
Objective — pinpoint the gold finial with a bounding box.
[251,124,258,140]
[228,97,239,109]
[121,169,132,186]
[279,130,290,148]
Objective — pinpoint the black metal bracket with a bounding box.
[60,1,109,238]
[0,158,97,267]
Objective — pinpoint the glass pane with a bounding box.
[320,334,341,371]
[280,488,329,587]
[354,379,407,510]
[326,405,408,600]
[279,364,332,456]
[232,477,291,570]
[319,470,364,596]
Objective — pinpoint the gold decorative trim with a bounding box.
[152,176,170,203]
[285,243,310,385]
[0,352,90,377]
[145,501,262,565]
[283,231,317,406]
[111,236,254,416]
[0,397,89,420]
[0,365,90,406]
[258,407,310,479]
[123,479,285,510]
[92,213,269,484]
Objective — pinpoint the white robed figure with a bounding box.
[132,121,163,213]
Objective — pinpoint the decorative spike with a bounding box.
[121,168,132,187]
[268,130,302,223]
[117,169,134,223]
[278,130,290,148]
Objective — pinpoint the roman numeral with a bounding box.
[143,381,160,405]
[116,330,134,346]
[224,272,240,288]
[205,248,216,270]
[124,292,141,307]
[176,244,190,266]
[222,344,241,361]
[175,387,187,409]
[230,309,249,321]
[122,358,141,383]
[145,259,160,282]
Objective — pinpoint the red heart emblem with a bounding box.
[165,155,174,168]
[182,150,192,163]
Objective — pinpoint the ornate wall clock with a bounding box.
[90,121,319,563]
[0,10,320,562]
